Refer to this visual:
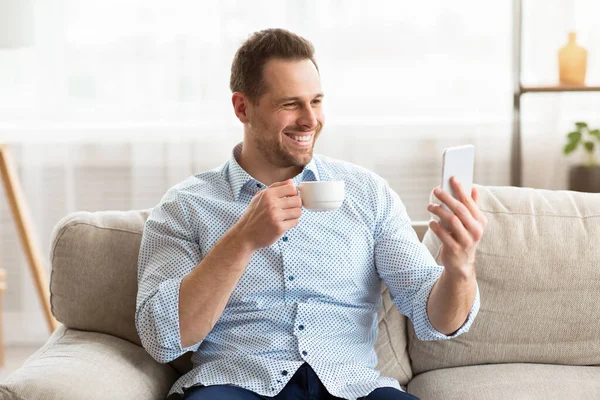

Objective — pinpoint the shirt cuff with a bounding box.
[411,271,481,341]
[157,277,203,353]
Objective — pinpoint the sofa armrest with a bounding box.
[0,325,179,400]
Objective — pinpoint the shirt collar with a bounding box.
[226,142,320,202]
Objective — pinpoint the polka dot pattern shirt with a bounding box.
[136,142,480,400]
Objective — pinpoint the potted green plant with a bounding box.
[563,121,600,192]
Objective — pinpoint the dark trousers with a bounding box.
[183,363,420,400]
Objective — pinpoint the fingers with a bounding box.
[427,203,471,247]
[471,186,487,231]
[428,220,460,250]
[255,180,301,210]
[452,177,479,212]
[436,178,486,226]
[268,179,292,188]
[472,186,479,204]
[269,179,298,198]
[264,180,302,216]
[450,178,486,231]
[444,177,475,211]
[280,206,302,221]
[281,218,300,231]
[280,195,302,210]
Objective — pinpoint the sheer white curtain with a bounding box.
[0,0,596,344]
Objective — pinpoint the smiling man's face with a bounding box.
[245,58,324,168]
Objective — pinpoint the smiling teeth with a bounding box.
[291,135,311,142]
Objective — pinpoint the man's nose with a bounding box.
[297,104,318,130]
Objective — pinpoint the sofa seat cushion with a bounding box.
[407,363,600,400]
[0,325,179,400]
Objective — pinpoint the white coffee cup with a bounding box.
[297,181,345,212]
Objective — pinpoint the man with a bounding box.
[136,29,486,400]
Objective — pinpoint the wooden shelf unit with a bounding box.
[511,0,600,186]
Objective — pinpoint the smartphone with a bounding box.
[440,144,475,215]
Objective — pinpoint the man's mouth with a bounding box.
[284,132,313,147]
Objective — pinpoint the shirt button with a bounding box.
[289,276,294,281]
[281,370,288,376]
[282,236,288,242]
[298,325,304,330]
[302,350,308,356]
[256,183,262,188]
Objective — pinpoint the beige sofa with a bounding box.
[1,185,599,400]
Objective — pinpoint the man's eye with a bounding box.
[312,99,322,105]
[283,103,296,107]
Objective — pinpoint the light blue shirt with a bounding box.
[136,142,480,400]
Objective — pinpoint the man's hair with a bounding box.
[230,28,318,104]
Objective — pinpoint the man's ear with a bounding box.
[232,92,250,123]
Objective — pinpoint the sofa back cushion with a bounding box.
[49,209,424,384]
[409,185,600,374]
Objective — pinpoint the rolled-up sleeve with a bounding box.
[135,187,203,363]
[372,176,480,341]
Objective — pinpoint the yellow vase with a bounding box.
[558,32,588,85]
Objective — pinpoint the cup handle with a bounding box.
[296,186,304,208]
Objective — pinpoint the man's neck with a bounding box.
[238,144,302,187]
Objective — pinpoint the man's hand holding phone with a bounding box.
[427,145,487,279]
[427,177,487,279]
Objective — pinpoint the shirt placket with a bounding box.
[278,229,295,305]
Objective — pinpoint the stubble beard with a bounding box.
[251,119,322,169]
